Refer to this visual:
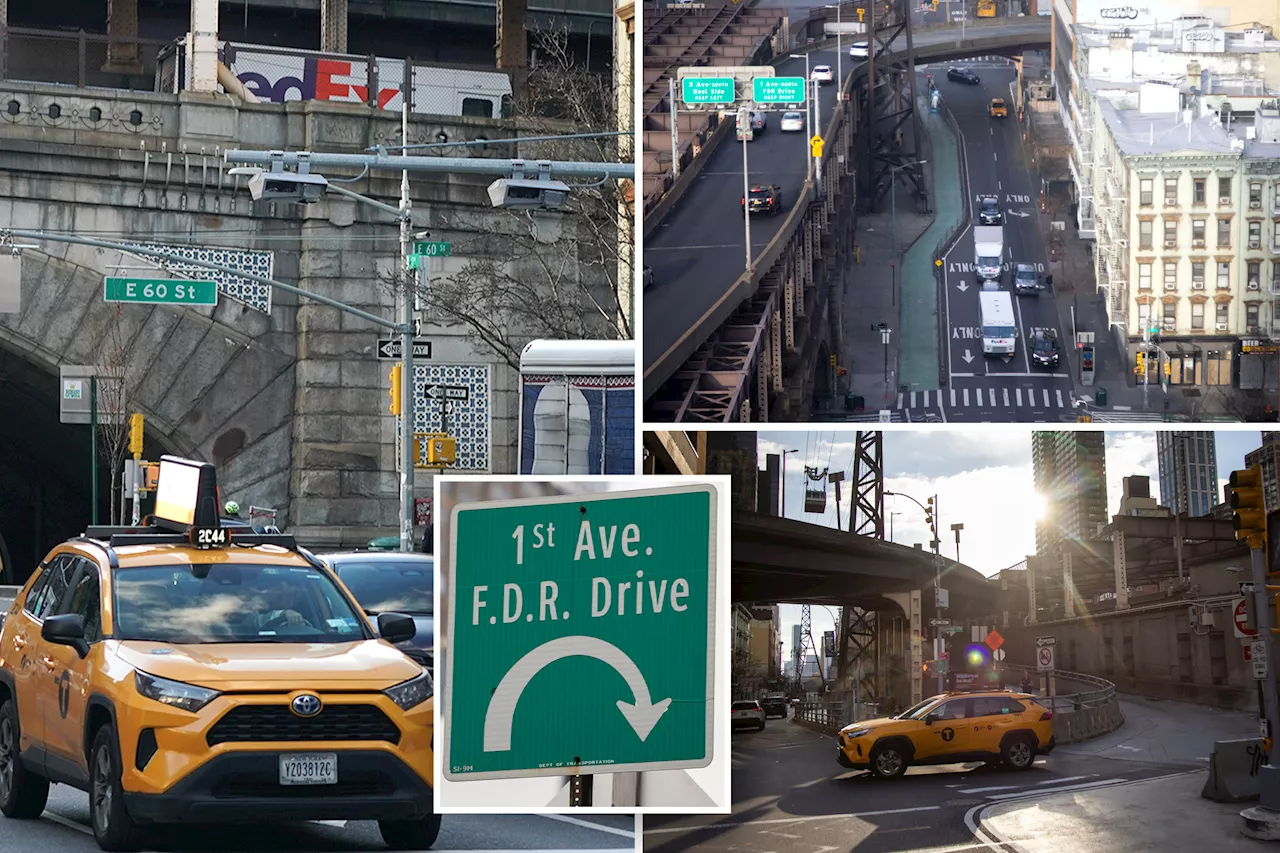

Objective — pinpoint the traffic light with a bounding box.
[1229,465,1267,547]
[925,497,936,535]
[388,364,402,415]
[129,413,144,457]
[1135,351,1146,374]
[830,354,837,367]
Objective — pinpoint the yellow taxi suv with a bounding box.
[835,689,1055,779]
[989,98,1008,118]
[0,455,440,852]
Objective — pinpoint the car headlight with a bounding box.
[842,727,873,739]
[384,669,433,711]
[134,671,221,713]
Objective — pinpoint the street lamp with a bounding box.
[789,53,813,180]
[781,448,800,518]
[890,511,903,542]
[825,3,843,95]
[885,489,945,696]
[951,522,964,563]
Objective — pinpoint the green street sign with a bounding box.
[444,484,718,781]
[103,277,217,306]
[754,76,806,103]
[681,77,735,105]
[409,241,452,270]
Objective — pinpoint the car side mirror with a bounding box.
[1044,275,1054,286]
[924,713,941,725]
[377,612,417,645]
[42,613,89,658]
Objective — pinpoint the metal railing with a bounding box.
[2,27,170,91]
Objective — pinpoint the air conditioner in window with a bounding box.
[1193,279,1205,289]
[1165,240,1177,248]
[1250,239,1262,249]
[1163,319,1177,330]
[1252,201,1263,209]
[1165,282,1178,290]
[1217,322,1230,331]
[1193,239,1205,248]
[1220,197,1232,205]
[1250,279,1261,290]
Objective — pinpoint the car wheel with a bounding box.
[380,812,443,850]
[869,743,909,779]
[0,698,49,819]
[89,724,143,852]
[1002,736,1036,770]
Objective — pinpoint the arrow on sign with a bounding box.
[376,338,433,360]
[483,636,672,752]
[426,384,468,401]
[962,349,975,363]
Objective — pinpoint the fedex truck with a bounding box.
[979,291,1017,356]
[519,340,635,476]
[973,225,1005,281]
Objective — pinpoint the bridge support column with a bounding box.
[321,0,350,54]
[884,590,923,706]
[497,0,529,99]
[1062,551,1075,618]
[1113,530,1130,610]
[188,0,219,93]
[105,0,143,75]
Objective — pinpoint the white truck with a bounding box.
[979,290,1017,357]
[973,225,1004,281]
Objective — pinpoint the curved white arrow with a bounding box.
[482,636,672,753]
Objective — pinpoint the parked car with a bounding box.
[742,183,782,215]
[760,695,789,718]
[978,196,1003,225]
[811,65,834,84]
[989,97,1008,118]
[780,111,805,132]
[1031,330,1062,368]
[319,551,435,667]
[947,66,981,84]
[1014,263,1041,296]
[732,700,767,731]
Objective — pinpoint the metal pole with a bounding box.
[669,78,681,180]
[399,99,416,553]
[891,164,898,260]
[835,3,842,92]
[224,149,635,181]
[1251,544,1280,790]
[90,375,98,525]
[742,125,753,274]
[814,79,823,190]
[934,493,943,696]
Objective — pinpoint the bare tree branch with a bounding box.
[95,304,144,525]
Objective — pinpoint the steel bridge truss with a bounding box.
[859,0,927,211]
[851,430,884,539]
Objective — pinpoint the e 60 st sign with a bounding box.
[444,484,718,781]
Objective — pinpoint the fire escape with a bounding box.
[1095,162,1129,333]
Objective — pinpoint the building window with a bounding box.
[1218,217,1232,247]
[1249,261,1261,289]
[1163,301,1177,328]
[1139,220,1153,250]
[1164,219,1177,246]
[1274,221,1280,251]
[1192,260,1205,286]
[1195,178,1207,204]
[1140,178,1153,206]
[1192,219,1205,243]
[1250,221,1262,248]
[1218,262,1230,289]
[1164,260,1177,289]
[1137,301,1150,331]
[1251,182,1265,207]
[1219,176,1232,202]
[1138,262,1152,290]
[1274,183,1280,210]
[1248,303,1260,331]
[1192,301,1205,330]
[1207,349,1231,383]
[1217,302,1229,328]
[1166,177,1179,205]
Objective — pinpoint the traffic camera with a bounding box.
[486,177,572,210]
[246,169,328,203]
[1229,466,1267,546]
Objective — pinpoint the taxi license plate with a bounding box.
[279,753,338,785]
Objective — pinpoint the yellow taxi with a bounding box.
[0,456,439,852]
[835,689,1055,779]
[989,98,1009,118]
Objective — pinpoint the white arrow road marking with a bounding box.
[962,349,975,363]
[1008,210,1030,217]
[956,280,969,292]
[483,636,671,752]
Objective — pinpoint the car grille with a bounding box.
[207,704,401,746]
[210,768,396,799]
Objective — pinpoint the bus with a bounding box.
[518,340,635,475]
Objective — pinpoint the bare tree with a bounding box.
[417,28,633,370]
[95,305,142,525]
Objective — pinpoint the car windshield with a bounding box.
[985,325,1017,337]
[333,558,433,615]
[1017,269,1036,282]
[978,255,1001,266]
[732,701,759,710]
[992,99,1005,106]
[113,563,368,644]
[815,66,831,72]
[982,200,997,210]
[750,189,771,198]
[784,112,801,120]
[894,698,941,720]
[1036,337,1056,351]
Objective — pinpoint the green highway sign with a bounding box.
[444,484,718,781]
[104,277,217,306]
[681,77,735,105]
[754,76,806,103]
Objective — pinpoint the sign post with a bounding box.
[1036,636,1057,698]
[443,485,719,797]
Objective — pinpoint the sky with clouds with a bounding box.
[756,429,1265,663]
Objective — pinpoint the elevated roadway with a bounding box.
[643,17,1051,421]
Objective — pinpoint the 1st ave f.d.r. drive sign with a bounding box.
[443,484,718,781]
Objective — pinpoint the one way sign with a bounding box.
[377,338,433,360]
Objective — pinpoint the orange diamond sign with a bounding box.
[985,629,1005,651]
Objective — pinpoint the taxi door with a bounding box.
[9,555,77,756]
[34,558,102,778]
[967,695,1019,753]
[916,697,970,760]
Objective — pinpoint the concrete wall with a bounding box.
[0,81,612,549]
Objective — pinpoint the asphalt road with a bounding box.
[643,716,1194,853]
[0,789,635,853]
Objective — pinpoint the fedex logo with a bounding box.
[234,54,403,109]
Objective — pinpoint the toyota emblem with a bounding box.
[290,693,322,717]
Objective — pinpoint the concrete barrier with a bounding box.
[1047,694,1125,745]
[1202,738,1269,803]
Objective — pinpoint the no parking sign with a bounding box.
[1036,636,1056,672]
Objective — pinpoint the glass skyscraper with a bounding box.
[1156,432,1218,518]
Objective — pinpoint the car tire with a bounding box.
[0,698,49,819]
[869,742,909,780]
[89,724,144,852]
[380,812,443,850]
[1002,735,1036,771]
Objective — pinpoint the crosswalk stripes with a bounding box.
[897,385,1075,411]
[1088,412,1164,423]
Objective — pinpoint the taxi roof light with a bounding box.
[152,455,222,533]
